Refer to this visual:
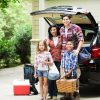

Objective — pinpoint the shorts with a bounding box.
[37,70,48,77]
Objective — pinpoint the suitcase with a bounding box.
[24,64,38,94]
[24,64,38,83]
[13,79,30,95]
[24,64,34,79]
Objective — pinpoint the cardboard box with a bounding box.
[13,79,30,95]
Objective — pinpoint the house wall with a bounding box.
[31,0,39,63]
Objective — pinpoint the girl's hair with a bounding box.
[48,25,60,40]
[36,40,48,53]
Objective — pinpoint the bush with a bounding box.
[14,24,32,64]
[0,1,32,68]
[0,39,18,68]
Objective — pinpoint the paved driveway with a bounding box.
[0,65,40,100]
[0,65,100,100]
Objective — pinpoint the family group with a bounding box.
[34,14,84,100]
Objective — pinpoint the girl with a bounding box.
[46,25,62,99]
[34,40,53,100]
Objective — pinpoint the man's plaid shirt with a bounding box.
[60,24,84,53]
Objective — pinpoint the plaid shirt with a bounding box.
[60,24,84,53]
[61,51,78,77]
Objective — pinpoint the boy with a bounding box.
[60,40,78,99]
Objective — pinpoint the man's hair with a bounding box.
[61,14,72,20]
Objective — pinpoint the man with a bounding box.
[60,14,84,55]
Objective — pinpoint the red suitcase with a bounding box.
[13,80,30,95]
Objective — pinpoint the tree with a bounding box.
[0,0,32,68]
[0,0,19,8]
[14,24,32,64]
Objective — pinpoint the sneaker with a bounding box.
[70,97,75,100]
[48,96,52,100]
[74,92,80,98]
[40,97,43,100]
[53,96,57,100]
[33,92,38,95]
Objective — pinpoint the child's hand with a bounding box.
[65,72,70,76]
[34,74,37,79]
[65,71,72,77]
[42,60,48,65]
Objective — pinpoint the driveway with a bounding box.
[0,65,100,100]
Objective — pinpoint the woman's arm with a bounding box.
[60,53,65,78]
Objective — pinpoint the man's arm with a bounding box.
[76,40,84,55]
[74,25,84,55]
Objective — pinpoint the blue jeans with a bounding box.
[48,61,60,96]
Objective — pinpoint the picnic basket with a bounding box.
[56,78,76,93]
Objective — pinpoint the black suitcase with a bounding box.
[24,64,34,79]
[24,64,38,95]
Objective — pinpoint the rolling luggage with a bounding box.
[24,64,38,95]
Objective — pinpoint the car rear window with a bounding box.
[47,14,91,25]
[83,29,95,43]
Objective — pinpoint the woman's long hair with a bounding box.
[48,25,60,40]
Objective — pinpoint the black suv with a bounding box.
[31,6,100,85]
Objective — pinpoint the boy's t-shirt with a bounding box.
[61,51,78,77]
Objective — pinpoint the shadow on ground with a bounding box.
[80,84,100,98]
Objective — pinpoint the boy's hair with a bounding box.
[61,14,72,20]
[66,40,74,45]
[36,40,48,53]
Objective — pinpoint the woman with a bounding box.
[46,25,62,99]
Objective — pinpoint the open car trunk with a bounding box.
[31,6,98,31]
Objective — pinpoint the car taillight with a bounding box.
[91,46,100,59]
